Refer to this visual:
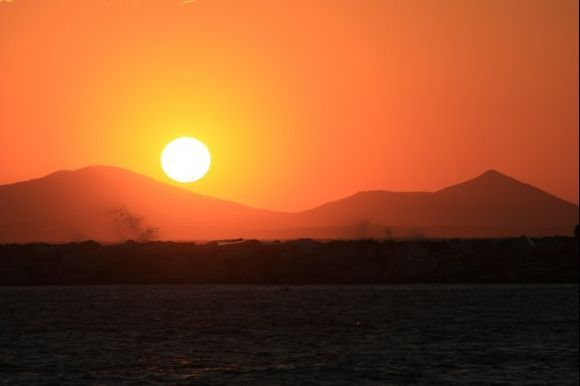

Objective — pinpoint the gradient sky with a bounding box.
[0,0,578,211]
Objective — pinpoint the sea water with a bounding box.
[0,285,577,385]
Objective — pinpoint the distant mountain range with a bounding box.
[0,166,577,242]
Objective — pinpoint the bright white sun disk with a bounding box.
[161,137,211,183]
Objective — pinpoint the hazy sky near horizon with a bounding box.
[0,0,578,210]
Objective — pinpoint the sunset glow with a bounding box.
[0,0,577,210]
[1,2,578,383]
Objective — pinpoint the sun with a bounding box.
[161,137,211,183]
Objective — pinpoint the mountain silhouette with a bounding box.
[0,166,577,242]
[287,170,578,238]
[0,166,277,243]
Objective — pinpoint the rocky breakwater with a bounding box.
[0,237,577,285]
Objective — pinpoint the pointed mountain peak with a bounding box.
[480,169,504,176]
[436,169,531,195]
[465,169,522,184]
[476,169,513,180]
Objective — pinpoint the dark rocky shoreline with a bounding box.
[0,237,577,285]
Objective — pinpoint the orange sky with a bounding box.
[0,0,578,211]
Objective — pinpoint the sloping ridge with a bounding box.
[433,170,578,229]
[0,166,278,243]
[290,170,578,237]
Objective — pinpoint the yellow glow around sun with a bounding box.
[161,137,211,183]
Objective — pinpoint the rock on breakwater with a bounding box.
[0,237,577,285]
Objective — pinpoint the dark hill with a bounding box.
[0,166,277,243]
[287,170,578,238]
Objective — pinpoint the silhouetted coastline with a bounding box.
[0,237,577,285]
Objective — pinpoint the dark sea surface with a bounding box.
[0,285,577,385]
